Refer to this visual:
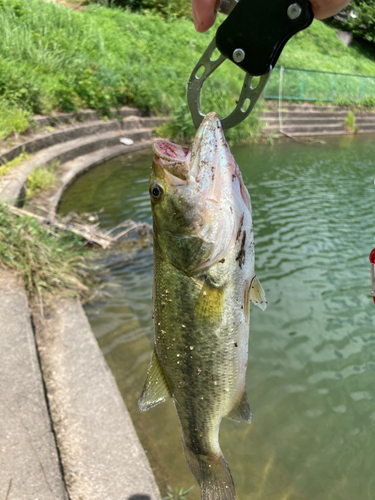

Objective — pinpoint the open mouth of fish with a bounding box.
[153,112,251,213]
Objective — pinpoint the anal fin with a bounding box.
[138,350,172,412]
[225,390,251,424]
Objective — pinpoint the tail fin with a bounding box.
[182,440,236,500]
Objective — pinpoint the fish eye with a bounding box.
[150,182,163,201]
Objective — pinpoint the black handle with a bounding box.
[216,0,313,76]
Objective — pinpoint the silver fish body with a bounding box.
[139,113,266,500]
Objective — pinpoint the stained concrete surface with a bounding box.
[33,296,161,500]
[0,269,68,500]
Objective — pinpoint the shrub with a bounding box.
[335,98,352,107]
[329,1,375,45]
[345,111,359,133]
[26,161,61,199]
[360,96,375,108]
[0,101,30,140]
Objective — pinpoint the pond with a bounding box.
[59,134,375,500]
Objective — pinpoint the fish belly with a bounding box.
[156,252,247,421]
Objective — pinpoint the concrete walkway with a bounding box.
[32,297,161,500]
[0,270,68,500]
[0,268,161,500]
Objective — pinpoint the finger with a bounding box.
[192,0,220,32]
[311,0,351,20]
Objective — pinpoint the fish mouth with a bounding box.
[153,141,191,181]
[153,113,250,210]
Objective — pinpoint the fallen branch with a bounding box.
[106,219,152,240]
[279,130,303,144]
[7,205,152,249]
[8,205,114,248]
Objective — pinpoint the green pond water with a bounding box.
[59,134,375,500]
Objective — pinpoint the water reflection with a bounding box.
[60,135,375,500]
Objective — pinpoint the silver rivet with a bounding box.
[233,48,245,63]
[287,3,302,19]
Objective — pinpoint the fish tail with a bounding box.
[182,440,236,500]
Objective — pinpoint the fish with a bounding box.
[139,112,266,500]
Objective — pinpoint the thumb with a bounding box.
[192,0,220,32]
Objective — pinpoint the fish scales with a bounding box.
[139,112,266,500]
[154,252,245,450]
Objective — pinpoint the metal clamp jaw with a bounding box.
[188,0,313,130]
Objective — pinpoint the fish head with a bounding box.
[150,112,251,274]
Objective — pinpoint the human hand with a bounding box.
[191,0,352,32]
[312,0,351,19]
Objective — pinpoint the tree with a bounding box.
[333,1,375,45]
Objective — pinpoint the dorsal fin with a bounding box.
[225,390,252,424]
[138,350,172,412]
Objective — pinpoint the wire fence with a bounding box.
[264,66,375,102]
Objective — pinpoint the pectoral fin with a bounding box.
[138,350,172,412]
[195,277,225,327]
[250,275,267,311]
[225,390,252,424]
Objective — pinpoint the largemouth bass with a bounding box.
[139,112,266,500]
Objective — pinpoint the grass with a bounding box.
[345,111,359,133]
[26,160,60,199]
[163,485,194,500]
[0,152,30,178]
[265,20,375,102]
[0,101,30,140]
[279,19,375,75]
[0,0,375,142]
[0,202,91,299]
[265,66,375,102]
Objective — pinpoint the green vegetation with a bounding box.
[0,0,263,143]
[264,18,375,103]
[26,161,60,199]
[361,96,375,107]
[329,0,375,45]
[0,0,375,143]
[112,0,192,18]
[279,16,375,75]
[163,485,194,500]
[0,101,30,141]
[345,111,359,133]
[265,65,375,103]
[0,203,91,299]
[0,152,30,178]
